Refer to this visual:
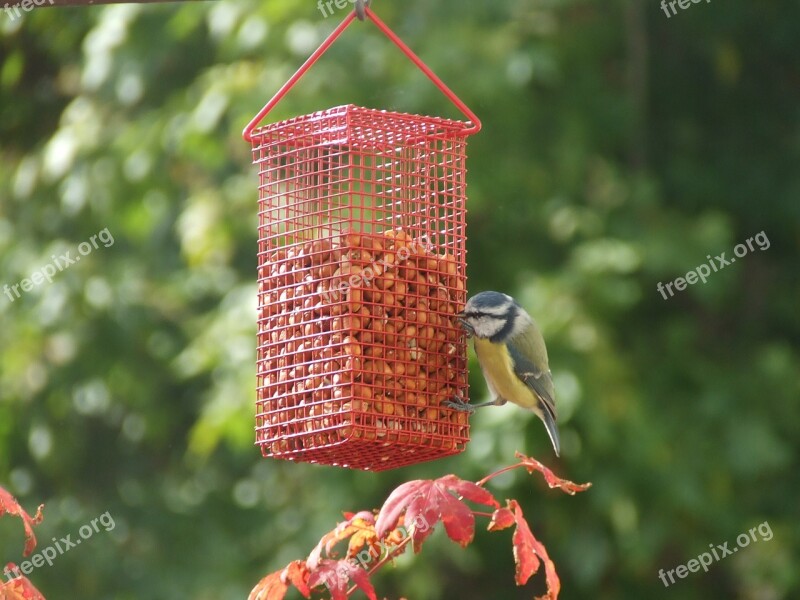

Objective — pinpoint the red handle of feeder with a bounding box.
[242,6,482,142]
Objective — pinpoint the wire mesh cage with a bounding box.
[245,7,481,470]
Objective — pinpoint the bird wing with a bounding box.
[507,334,558,421]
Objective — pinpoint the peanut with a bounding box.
[258,229,468,452]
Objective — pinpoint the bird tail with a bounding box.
[540,401,561,457]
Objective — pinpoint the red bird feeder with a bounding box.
[244,6,481,471]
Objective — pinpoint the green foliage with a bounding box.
[1,0,798,598]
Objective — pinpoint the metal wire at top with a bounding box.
[242,4,481,142]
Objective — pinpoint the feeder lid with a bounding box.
[250,104,478,151]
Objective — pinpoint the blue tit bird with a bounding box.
[445,291,561,456]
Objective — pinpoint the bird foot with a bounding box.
[443,395,476,413]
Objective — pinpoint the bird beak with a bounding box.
[457,313,474,336]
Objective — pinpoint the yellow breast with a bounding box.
[473,337,539,410]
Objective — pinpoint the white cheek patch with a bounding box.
[510,315,530,338]
[477,316,504,338]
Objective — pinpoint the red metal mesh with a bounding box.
[253,104,472,471]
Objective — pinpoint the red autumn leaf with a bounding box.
[334,513,376,557]
[508,501,541,586]
[515,452,592,495]
[307,559,376,600]
[373,480,427,540]
[402,489,444,551]
[282,561,311,598]
[308,512,377,569]
[436,475,499,509]
[249,456,587,600]
[375,475,499,552]
[308,534,330,569]
[342,511,374,522]
[347,527,380,561]
[0,569,46,600]
[347,563,376,600]
[438,493,474,548]
[0,487,44,557]
[325,515,374,556]
[487,507,516,532]
[505,500,561,599]
[247,571,288,600]
[248,561,310,600]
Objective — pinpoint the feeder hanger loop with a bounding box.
[242,3,481,141]
[355,0,370,21]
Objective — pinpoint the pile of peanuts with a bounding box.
[257,228,469,457]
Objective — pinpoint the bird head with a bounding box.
[458,291,532,343]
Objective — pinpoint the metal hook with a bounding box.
[355,0,369,21]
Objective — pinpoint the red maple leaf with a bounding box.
[283,561,311,598]
[0,487,44,557]
[250,455,589,600]
[307,512,377,568]
[307,559,376,600]
[514,452,592,495]
[0,569,46,600]
[503,500,560,599]
[375,475,499,551]
[247,571,288,600]
[487,507,516,532]
[248,560,310,600]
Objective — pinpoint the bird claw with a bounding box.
[444,395,475,413]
